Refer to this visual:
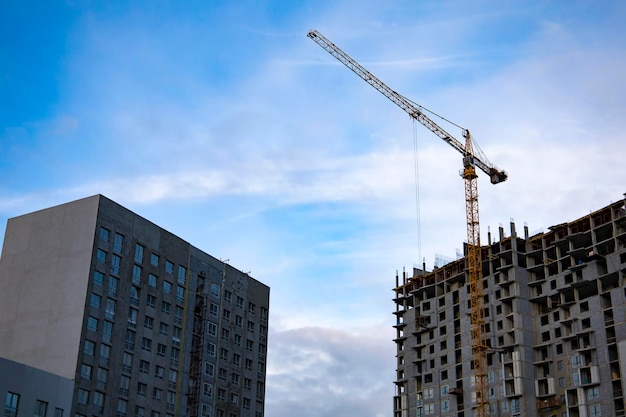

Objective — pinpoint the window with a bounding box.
[588,387,599,400]
[572,355,582,368]
[77,389,89,405]
[163,281,172,294]
[218,368,227,380]
[151,253,159,267]
[234,334,242,347]
[248,302,255,314]
[155,365,164,379]
[165,261,174,274]
[111,254,121,276]
[152,388,162,401]
[97,249,107,263]
[144,316,154,330]
[200,404,211,417]
[590,405,601,417]
[125,329,135,350]
[54,408,63,417]
[233,353,241,366]
[236,296,244,308]
[178,266,187,285]
[217,389,226,401]
[210,303,219,316]
[211,284,220,298]
[162,301,171,314]
[137,383,147,396]
[160,322,169,335]
[87,316,98,331]
[220,348,228,360]
[132,265,142,285]
[224,290,232,302]
[247,321,255,332]
[100,227,110,241]
[96,368,108,385]
[93,270,104,286]
[424,404,434,415]
[231,373,240,385]
[93,392,104,412]
[117,400,127,417]
[135,244,144,263]
[84,340,95,355]
[100,344,110,360]
[171,348,180,364]
[169,369,178,387]
[207,342,216,357]
[130,287,139,306]
[128,309,138,326]
[139,360,149,373]
[176,286,185,304]
[4,393,20,417]
[148,274,158,288]
[235,315,243,327]
[230,393,238,405]
[203,383,213,397]
[105,298,116,319]
[122,353,133,373]
[204,362,215,376]
[142,338,152,352]
[511,398,520,413]
[120,375,130,395]
[208,322,217,336]
[135,407,145,417]
[157,344,167,356]
[173,327,182,343]
[441,400,450,412]
[90,293,101,308]
[108,277,119,296]
[423,388,434,399]
[147,294,156,308]
[244,378,251,390]
[34,400,48,417]
[81,364,92,379]
[222,329,230,340]
[113,233,124,253]
[246,339,254,351]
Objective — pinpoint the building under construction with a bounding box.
[393,194,626,417]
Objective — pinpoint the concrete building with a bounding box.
[393,195,626,417]
[0,195,270,417]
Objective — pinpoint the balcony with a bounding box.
[537,396,561,410]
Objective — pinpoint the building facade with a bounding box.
[0,195,269,417]
[393,195,626,417]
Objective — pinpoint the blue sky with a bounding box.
[1,1,626,416]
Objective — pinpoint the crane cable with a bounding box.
[412,119,422,269]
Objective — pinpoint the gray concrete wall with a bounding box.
[0,357,74,417]
[0,195,100,380]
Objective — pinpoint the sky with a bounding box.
[1,1,625,416]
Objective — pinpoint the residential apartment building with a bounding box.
[0,195,270,417]
[393,195,626,417]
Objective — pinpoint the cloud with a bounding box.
[266,325,394,417]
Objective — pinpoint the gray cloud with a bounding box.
[266,325,394,417]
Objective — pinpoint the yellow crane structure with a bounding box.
[308,29,507,417]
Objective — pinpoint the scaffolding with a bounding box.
[188,273,207,417]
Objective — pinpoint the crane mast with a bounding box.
[308,29,507,417]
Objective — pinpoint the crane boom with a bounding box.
[309,29,508,417]
[307,29,507,184]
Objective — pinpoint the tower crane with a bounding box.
[308,29,507,417]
